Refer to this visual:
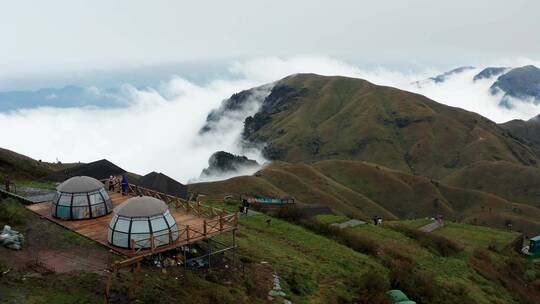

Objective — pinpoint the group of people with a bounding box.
[108,175,128,195]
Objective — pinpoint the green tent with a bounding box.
[386,289,416,304]
[530,236,540,254]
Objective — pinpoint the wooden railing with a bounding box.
[129,212,238,254]
[0,186,33,205]
[101,178,238,262]
[101,179,228,220]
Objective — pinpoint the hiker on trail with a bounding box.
[242,199,249,214]
[121,175,127,195]
[436,215,444,226]
[4,175,10,192]
[108,175,114,191]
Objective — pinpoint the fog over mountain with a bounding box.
[2,56,540,182]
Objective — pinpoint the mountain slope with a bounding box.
[0,147,65,179]
[500,115,540,147]
[473,67,507,81]
[442,160,540,207]
[490,65,540,107]
[190,159,540,234]
[46,159,126,182]
[233,73,539,179]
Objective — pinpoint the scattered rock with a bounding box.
[0,225,24,250]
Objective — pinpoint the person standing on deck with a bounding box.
[108,175,114,191]
[113,176,119,192]
[121,175,127,195]
[4,175,10,192]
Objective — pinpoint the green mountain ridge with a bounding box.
[234,74,539,179]
[193,73,540,234]
[190,159,540,234]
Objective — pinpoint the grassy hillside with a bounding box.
[310,214,540,304]
[442,160,540,207]
[0,147,77,180]
[0,197,386,303]
[500,118,540,147]
[4,195,539,303]
[0,148,53,179]
[240,74,538,179]
[190,159,540,235]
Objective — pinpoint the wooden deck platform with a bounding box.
[27,192,236,258]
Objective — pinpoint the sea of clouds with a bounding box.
[1,56,540,183]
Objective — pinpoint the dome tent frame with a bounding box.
[51,176,113,220]
[107,196,179,249]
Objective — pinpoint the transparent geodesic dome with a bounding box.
[107,196,179,249]
[51,176,113,220]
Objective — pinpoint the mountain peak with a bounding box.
[490,64,540,107]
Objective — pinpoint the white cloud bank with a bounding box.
[1,56,539,183]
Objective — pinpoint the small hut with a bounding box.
[529,236,540,256]
[386,289,416,304]
[107,196,179,249]
[51,176,113,220]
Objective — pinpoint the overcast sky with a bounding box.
[2,0,539,83]
[2,1,540,181]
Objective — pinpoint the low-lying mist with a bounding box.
[1,56,539,183]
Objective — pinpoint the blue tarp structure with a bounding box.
[248,197,295,205]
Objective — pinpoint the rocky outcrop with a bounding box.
[473,67,507,81]
[200,151,259,178]
[490,65,540,107]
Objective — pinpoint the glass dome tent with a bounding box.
[51,176,113,220]
[107,196,179,249]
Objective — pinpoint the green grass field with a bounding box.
[2,195,540,303]
[236,214,386,303]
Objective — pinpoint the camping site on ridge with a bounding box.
[3,1,540,303]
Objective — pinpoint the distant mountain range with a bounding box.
[0,85,128,112]
[196,73,540,233]
[415,64,540,108]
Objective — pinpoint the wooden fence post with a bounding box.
[219,214,224,231]
[186,225,190,242]
[203,220,207,236]
[150,235,155,251]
